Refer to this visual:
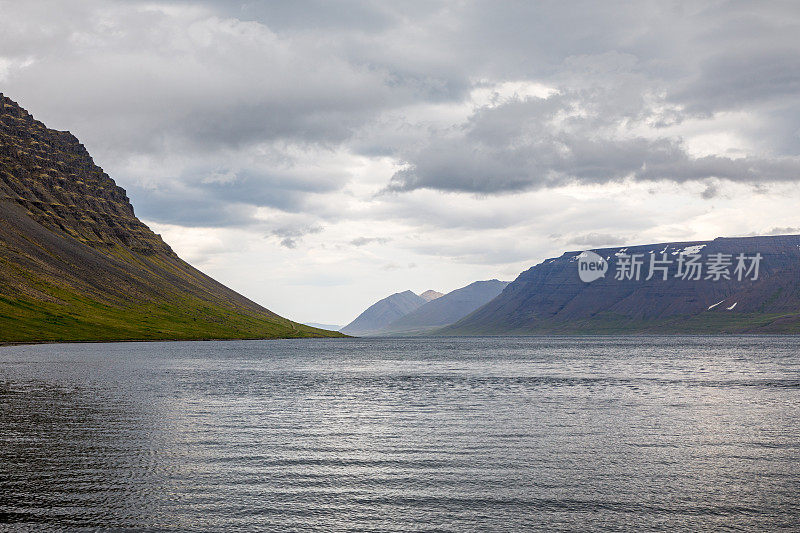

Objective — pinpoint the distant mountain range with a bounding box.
[340,290,427,336]
[302,322,342,331]
[381,280,509,335]
[443,235,800,334]
[0,93,342,343]
[341,281,508,336]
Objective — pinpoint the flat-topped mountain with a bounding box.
[443,235,800,334]
[0,93,342,342]
[340,290,426,336]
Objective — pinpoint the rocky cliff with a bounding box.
[443,235,800,334]
[0,93,342,342]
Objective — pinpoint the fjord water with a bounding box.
[1,337,799,531]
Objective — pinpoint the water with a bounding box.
[1,336,799,531]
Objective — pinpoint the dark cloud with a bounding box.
[125,163,344,227]
[131,189,257,228]
[271,225,323,249]
[0,1,420,160]
[2,0,799,231]
[672,49,800,115]
[159,0,400,32]
[701,182,719,200]
[387,88,800,194]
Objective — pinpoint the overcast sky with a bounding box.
[2,0,799,325]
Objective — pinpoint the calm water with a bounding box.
[1,337,799,531]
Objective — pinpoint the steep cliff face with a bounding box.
[0,93,341,342]
[443,235,800,334]
[0,95,170,255]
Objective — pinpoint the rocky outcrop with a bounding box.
[0,94,171,255]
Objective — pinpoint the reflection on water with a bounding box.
[1,337,799,531]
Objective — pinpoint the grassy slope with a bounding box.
[0,294,334,343]
[0,249,341,342]
[0,233,345,343]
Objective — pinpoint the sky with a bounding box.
[1,0,799,325]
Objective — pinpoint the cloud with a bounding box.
[673,49,800,116]
[5,1,800,209]
[386,87,800,194]
[350,236,390,246]
[700,181,719,200]
[271,225,323,249]
[764,226,800,236]
[568,233,629,248]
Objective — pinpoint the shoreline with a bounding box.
[0,335,350,347]
[2,331,797,348]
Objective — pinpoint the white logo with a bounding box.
[574,249,762,283]
[578,251,608,283]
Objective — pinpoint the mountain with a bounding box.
[419,290,444,302]
[0,93,343,342]
[340,290,426,336]
[382,280,509,335]
[442,235,800,334]
[303,322,342,331]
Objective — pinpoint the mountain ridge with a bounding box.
[442,235,800,335]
